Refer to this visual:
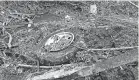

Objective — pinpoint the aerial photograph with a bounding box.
[0,1,138,80]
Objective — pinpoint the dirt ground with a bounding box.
[0,1,138,80]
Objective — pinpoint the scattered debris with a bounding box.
[0,1,138,80]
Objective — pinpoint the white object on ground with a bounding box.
[45,32,74,51]
[90,4,97,14]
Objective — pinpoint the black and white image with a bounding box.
[0,1,138,80]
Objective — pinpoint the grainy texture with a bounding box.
[0,1,138,80]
